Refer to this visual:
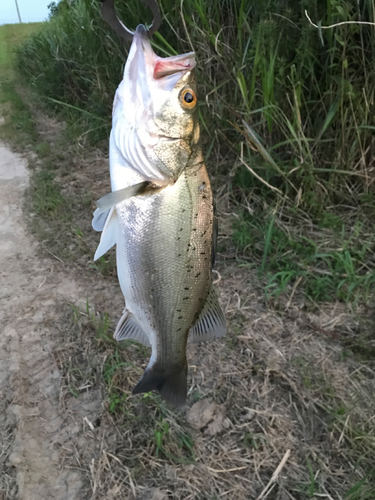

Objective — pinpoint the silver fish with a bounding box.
[93,1,226,405]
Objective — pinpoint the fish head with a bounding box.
[115,25,200,184]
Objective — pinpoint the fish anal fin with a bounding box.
[114,310,150,347]
[189,283,226,343]
[132,361,187,407]
[94,207,118,261]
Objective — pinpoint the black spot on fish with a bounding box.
[184,287,189,290]
[178,316,183,319]
[200,252,206,255]
[183,297,189,300]
[195,272,201,278]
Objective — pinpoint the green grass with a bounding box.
[0,23,43,145]
[345,472,375,500]
[233,208,375,304]
[0,22,44,79]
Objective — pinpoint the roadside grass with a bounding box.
[0,23,43,146]
[0,23,44,79]
[231,205,375,305]
[0,23,114,276]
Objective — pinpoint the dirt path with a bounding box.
[0,143,100,500]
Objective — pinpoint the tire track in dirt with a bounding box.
[0,143,101,500]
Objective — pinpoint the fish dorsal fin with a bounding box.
[114,309,150,347]
[93,207,118,261]
[189,283,226,343]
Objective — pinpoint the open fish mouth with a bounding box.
[129,24,196,95]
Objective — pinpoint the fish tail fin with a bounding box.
[132,361,187,407]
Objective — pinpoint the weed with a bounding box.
[344,472,375,500]
[233,208,375,304]
[31,170,66,216]
[89,253,117,277]
[154,419,170,456]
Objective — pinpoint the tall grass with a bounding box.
[15,0,375,208]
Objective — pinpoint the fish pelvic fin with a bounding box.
[132,361,188,407]
[114,310,150,346]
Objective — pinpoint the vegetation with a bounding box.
[15,0,375,202]
[0,22,43,79]
[0,22,43,144]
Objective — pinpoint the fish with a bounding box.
[93,0,226,406]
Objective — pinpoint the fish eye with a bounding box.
[180,89,197,110]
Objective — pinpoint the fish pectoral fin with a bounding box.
[114,310,150,346]
[96,181,150,212]
[92,207,110,232]
[132,361,188,407]
[94,207,118,261]
[188,283,226,343]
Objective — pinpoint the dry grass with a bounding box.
[0,400,17,500]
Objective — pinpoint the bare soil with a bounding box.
[0,142,102,499]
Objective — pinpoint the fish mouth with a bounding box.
[133,24,196,83]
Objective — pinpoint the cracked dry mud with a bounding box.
[0,143,100,500]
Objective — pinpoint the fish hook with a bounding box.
[100,0,161,40]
